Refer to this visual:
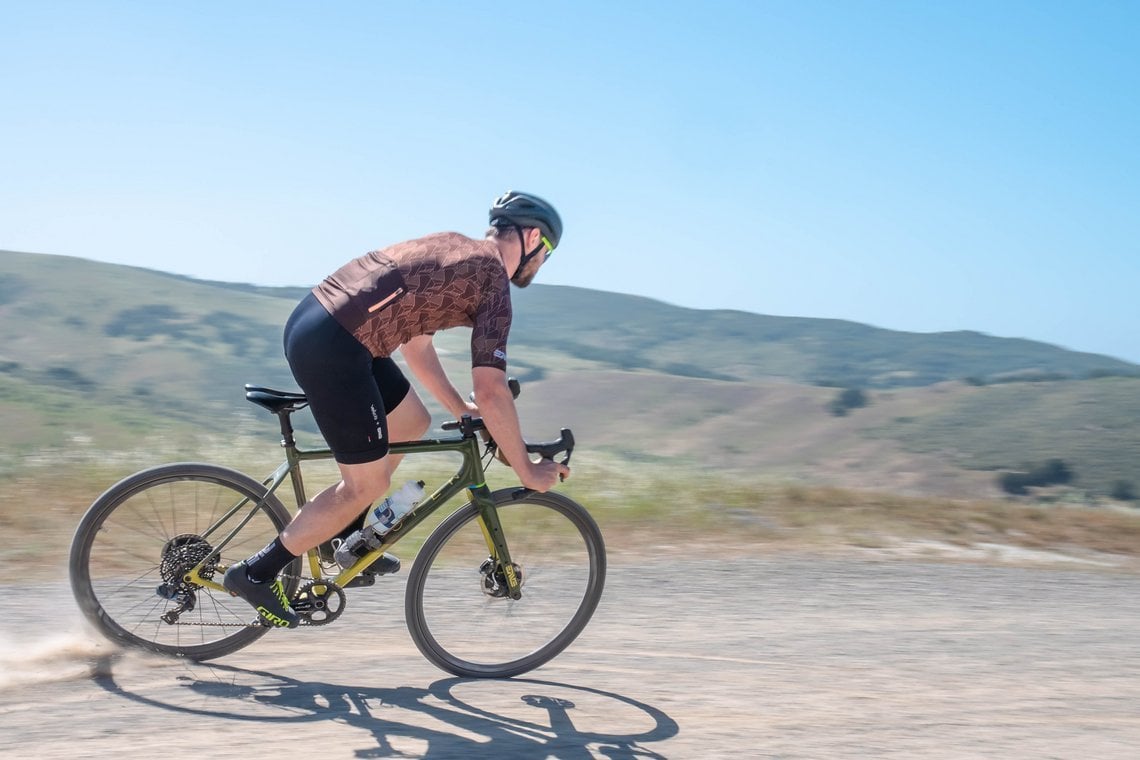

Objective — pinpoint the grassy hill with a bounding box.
[2,249,1139,499]
[507,284,1136,387]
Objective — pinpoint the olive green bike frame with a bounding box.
[185,430,521,599]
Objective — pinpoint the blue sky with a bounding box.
[3,1,1138,362]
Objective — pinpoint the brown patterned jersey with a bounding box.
[311,232,512,370]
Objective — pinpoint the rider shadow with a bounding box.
[94,660,679,759]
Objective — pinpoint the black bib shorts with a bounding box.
[283,292,411,465]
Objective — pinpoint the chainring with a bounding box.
[292,579,347,626]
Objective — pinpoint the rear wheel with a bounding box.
[69,463,300,660]
[405,488,606,678]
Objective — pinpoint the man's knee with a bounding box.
[339,458,392,505]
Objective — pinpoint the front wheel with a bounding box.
[69,463,300,660]
[405,488,606,678]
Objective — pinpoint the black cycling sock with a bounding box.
[244,537,298,584]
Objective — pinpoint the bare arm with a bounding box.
[472,366,568,492]
[400,334,474,420]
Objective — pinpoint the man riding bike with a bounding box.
[223,191,570,628]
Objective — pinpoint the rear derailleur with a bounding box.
[156,533,216,624]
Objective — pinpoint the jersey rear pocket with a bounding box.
[334,256,407,331]
[366,282,406,314]
[362,259,407,314]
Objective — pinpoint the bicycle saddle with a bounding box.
[244,384,309,413]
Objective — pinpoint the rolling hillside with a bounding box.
[507,285,1136,387]
[2,249,1138,498]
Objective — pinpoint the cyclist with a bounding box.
[224,191,571,628]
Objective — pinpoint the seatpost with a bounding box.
[276,410,297,449]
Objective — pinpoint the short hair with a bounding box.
[487,223,531,240]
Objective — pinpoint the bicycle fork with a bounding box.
[470,484,523,600]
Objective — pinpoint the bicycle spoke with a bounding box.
[407,490,605,677]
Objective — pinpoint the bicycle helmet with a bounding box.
[489,191,563,250]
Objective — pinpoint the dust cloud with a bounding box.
[0,630,115,688]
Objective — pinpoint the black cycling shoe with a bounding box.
[345,552,401,588]
[222,562,299,629]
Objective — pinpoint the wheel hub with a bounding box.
[478,557,524,599]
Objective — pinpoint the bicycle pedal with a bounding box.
[344,573,376,589]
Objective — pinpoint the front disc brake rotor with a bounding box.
[478,557,524,599]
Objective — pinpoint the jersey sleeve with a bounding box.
[470,278,512,371]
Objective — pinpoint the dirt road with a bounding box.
[3,553,1139,759]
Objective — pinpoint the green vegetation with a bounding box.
[5,450,1140,583]
[998,458,1075,495]
[4,249,1139,585]
[510,285,1137,388]
[3,249,1140,505]
[866,377,1140,497]
[1111,480,1137,501]
[829,387,869,416]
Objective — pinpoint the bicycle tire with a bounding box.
[69,462,300,660]
[405,488,606,678]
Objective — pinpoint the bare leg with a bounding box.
[279,389,432,554]
[378,386,432,480]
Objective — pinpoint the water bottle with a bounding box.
[364,480,425,532]
[335,480,425,569]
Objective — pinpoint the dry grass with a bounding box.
[7,451,1140,584]
[557,456,1140,568]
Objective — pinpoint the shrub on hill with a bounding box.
[42,365,97,391]
[998,458,1075,495]
[104,304,188,340]
[1110,480,1136,502]
[828,387,869,417]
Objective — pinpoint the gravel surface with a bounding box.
[3,554,1140,758]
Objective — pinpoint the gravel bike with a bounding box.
[69,380,606,678]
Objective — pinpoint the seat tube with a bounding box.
[282,439,325,578]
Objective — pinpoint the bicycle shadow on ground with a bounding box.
[93,657,678,759]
